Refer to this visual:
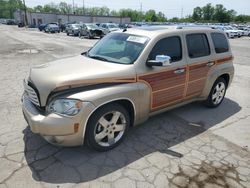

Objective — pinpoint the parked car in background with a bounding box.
[79,23,105,39]
[38,24,48,31]
[66,24,81,36]
[226,26,243,37]
[214,26,237,38]
[22,26,234,151]
[99,23,120,33]
[6,19,16,25]
[44,24,60,33]
[239,28,250,36]
[18,22,24,27]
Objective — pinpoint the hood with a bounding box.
[29,55,136,106]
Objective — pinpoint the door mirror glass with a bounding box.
[155,55,171,66]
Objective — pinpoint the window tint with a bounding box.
[211,33,229,53]
[149,36,182,62]
[186,34,210,58]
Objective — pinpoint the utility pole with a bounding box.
[181,6,183,19]
[82,0,85,15]
[72,0,75,14]
[22,0,28,26]
[140,1,142,22]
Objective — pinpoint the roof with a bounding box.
[122,25,215,39]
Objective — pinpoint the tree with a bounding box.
[202,3,214,21]
[145,10,157,22]
[0,0,23,18]
[157,11,167,22]
[192,7,203,21]
[235,14,250,23]
[58,2,71,14]
[33,5,43,12]
[43,3,59,13]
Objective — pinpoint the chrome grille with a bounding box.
[23,80,40,106]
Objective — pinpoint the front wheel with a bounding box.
[86,103,130,151]
[205,77,227,108]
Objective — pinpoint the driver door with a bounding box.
[138,35,187,111]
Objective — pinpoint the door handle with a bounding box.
[174,69,185,74]
[206,61,215,67]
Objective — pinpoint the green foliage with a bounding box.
[192,3,238,23]
[235,15,250,23]
[0,0,23,18]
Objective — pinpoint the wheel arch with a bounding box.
[218,73,230,88]
[82,98,136,145]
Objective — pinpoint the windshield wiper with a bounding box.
[88,55,109,62]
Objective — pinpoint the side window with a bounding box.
[186,34,210,58]
[211,33,229,53]
[149,36,182,62]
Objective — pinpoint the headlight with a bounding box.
[48,99,82,116]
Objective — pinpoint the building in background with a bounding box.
[14,10,131,26]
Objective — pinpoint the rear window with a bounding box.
[186,34,210,58]
[211,33,229,53]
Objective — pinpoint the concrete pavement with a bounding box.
[0,25,250,188]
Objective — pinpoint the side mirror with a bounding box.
[146,55,171,67]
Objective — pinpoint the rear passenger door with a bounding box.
[184,33,213,99]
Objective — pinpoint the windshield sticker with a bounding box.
[127,36,147,44]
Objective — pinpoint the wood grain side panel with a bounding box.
[186,78,206,97]
[152,85,184,108]
[189,63,210,81]
[216,56,233,65]
[138,68,186,91]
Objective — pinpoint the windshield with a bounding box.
[86,24,99,29]
[108,24,119,28]
[87,33,149,64]
[72,24,80,28]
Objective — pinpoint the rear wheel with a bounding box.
[86,103,130,151]
[205,77,227,108]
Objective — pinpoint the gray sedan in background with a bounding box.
[66,24,81,36]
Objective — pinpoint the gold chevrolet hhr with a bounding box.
[22,26,234,151]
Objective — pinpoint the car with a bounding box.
[99,23,120,33]
[239,27,250,36]
[226,26,243,38]
[18,22,24,27]
[22,26,234,151]
[38,24,48,31]
[79,23,105,39]
[44,24,60,33]
[66,24,81,36]
[214,26,237,38]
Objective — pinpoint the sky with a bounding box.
[25,0,250,18]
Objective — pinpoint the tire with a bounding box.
[85,103,130,151]
[79,32,82,38]
[67,32,69,36]
[87,32,92,39]
[205,77,227,108]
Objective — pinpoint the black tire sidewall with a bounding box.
[86,103,130,151]
[205,77,227,108]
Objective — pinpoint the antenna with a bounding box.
[181,6,183,18]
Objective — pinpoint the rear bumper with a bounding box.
[22,94,96,146]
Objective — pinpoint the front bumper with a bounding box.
[22,94,95,146]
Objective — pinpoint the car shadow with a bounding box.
[23,97,241,183]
